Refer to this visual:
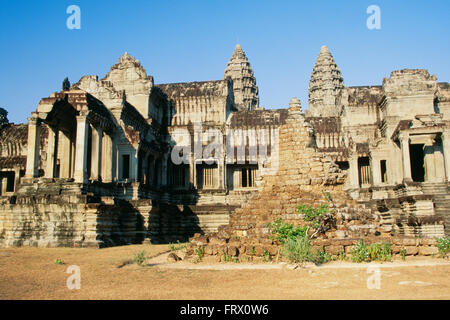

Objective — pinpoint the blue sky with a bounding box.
[0,0,449,124]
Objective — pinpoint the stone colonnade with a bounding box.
[25,111,116,183]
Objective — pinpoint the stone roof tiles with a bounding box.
[229,109,288,128]
[157,80,229,98]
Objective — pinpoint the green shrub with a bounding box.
[169,241,186,252]
[314,249,332,265]
[55,258,64,265]
[297,204,330,229]
[436,236,450,257]
[281,235,314,264]
[350,240,392,263]
[134,251,147,266]
[351,240,369,263]
[268,219,307,244]
[221,250,233,263]
[401,248,407,261]
[195,246,205,262]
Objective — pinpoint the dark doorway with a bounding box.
[410,144,425,182]
[122,154,130,180]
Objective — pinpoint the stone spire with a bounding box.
[308,46,345,117]
[224,44,259,111]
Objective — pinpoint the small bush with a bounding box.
[297,204,329,229]
[401,248,407,261]
[268,219,307,244]
[55,259,64,265]
[134,251,147,266]
[195,246,205,262]
[436,236,450,257]
[281,235,314,264]
[351,240,369,263]
[221,250,233,263]
[350,240,392,263]
[169,241,186,252]
[314,249,332,265]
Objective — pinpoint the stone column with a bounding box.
[25,116,41,179]
[1,177,8,194]
[424,140,436,183]
[101,133,113,182]
[400,134,412,182]
[371,157,382,186]
[90,126,102,181]
[348,156,359,188]
[45,126,57,178]
[59,131,71,178]
[434,142,446,182]
[442,132,450,182]
[73,113,90,184]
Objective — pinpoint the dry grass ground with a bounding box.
[0,244,449,300]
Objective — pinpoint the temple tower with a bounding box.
[224,44,259,111]
[308,46,345,117]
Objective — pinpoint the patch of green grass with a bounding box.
[133,251,147,266]
[195,246,204,262]
[401,248,407,261]
[169,241,186,252]
[350,240,392,263]
[281,235,314,264]
[54,259,64,265]
[435,236,450,257]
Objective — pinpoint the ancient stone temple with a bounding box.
[0,44,448,249]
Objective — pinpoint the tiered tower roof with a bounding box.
[308,46,345,117]
[224,44,259,111]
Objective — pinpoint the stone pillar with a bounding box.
[25,116,41,179]
[1,177,7,194]
[349,156,359,188]
[45,126,57,178]
[400,134,412,182]
[90,126,102,181]
[434,142,446,183]
[101,133,113,182]
[442,132,450,182]
[189,153,196,188]
[371,157,382,186]
[73,114,90,184]
[59,131,71,178]
[424,141,436,183]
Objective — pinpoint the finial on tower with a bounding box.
[289,97,302,112]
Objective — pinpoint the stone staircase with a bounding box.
[422,182,450,236]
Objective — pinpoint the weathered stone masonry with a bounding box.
[0,44,449,250]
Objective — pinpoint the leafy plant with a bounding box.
[401,248,407,261]
[314,249,332,265]
[435,236,450,257]
[55,259,64,265]
[350,240,369,263]
[169,241,186,252]
[296,203,335,238]
[268,219,307,244]
[195,246,205,262]
[281,235,314,264]
[262,249,271,262]
[134,251,147,266]
[350,240,392,263]
[337,251,347,261]
[221,250,233,263]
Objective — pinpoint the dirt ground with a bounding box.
[0,244,449,300]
